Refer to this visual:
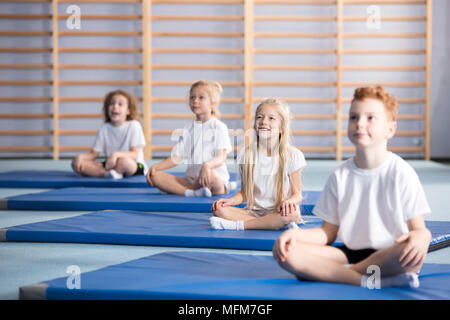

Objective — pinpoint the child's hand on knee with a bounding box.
[146,166,157,186]
[72,154,88,173]
[212,198,233,211]
[273,229,299,262]
[105,153,118,170]
[278,199,298,216]
[199,163,212,188]
[395,229,431,268]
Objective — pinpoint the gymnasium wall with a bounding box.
[0,0,449,160]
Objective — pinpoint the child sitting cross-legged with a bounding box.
[273,86,432,289]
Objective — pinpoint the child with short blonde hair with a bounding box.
[273,86,432,289]
[147,80,233,197]
[210,98,306,230]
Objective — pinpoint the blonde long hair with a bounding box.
[240,98,293,210]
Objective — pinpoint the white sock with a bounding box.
[185,187,212,197]
[210,216,244,230]
[361,272,420,289]
[284,222,299,230]
[104,169,123,180]
[199,187,212,197]
[382,272,420,288]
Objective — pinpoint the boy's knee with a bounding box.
[115,157,134,171]
[149,169,162,184]
[276,247,306,274]
[390,241,425,274]
[71,157,82,173]
[149,170,171,188]
[72,155,82,164]
[116,156,130,166]
[278,255,295,271]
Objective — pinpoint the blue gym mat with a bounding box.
[0,170,238,188]
[0,188,320,213]
[2,210,449,252]
[19,251,450,300]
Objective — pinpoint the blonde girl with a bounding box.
[210,98,306,230]
[147,80,233,197]
[71,89,147,179]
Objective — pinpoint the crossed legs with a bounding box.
[72,155,137,177]
[148,168,226,196]
[276,239,423,288]
[211,204,301,230]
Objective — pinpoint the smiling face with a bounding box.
[107,94,130,126]
[254,103,283,140]
[348,98,397,150]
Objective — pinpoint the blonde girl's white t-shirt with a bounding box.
[171,117,232,184]
[237,146,306,213]
[313,152,431,250]
[92,120,147,167]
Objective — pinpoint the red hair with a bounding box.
[351,86,398,121]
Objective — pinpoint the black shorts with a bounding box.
[336,245,376,264]
[102,161,145,176]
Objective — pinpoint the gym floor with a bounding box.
[0,158,449,300]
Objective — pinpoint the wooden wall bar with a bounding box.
[0,0,431,159]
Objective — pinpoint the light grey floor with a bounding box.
[0,158,449,300]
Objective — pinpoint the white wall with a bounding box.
[430,0,450,158]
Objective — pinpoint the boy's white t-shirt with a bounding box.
[171,117,232,184]
[313,152,431,250]
[92,120,147,168]
[237,146,306,213]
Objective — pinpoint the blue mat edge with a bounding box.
[34,251,450,300]
[0,170,240,188]
[4,212,449,252]
[2,189,320,214]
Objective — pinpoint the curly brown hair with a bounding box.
[351,86,398,121]
[103,89,140,123]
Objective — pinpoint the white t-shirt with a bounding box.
[237,146,306,213]
[92,120,146,168]
[313,152,431,250]
[171,117,232,183]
